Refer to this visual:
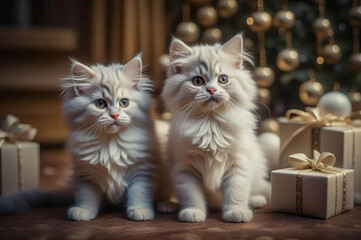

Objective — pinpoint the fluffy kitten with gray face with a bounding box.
[161,34,270,223]
[62,56,163,221]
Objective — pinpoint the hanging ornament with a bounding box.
[175,4,199,44]
[159,54,170,69]
[259,88,271,105]
[196,6,218,27]
[299,70,324,106]
[349,5,361,28]
[217,0,238,18]
[321,43,342,65]
[273,10,295,30]
[254,66,275,87]
[312,18,331,38]
[176,22,200,44]
[317,90,352,117]
[259,118,280,135]
[348,87,361,111]
[247,11,272,32]
[350,53,361,71]
[277,49,300,72]
[202,28,222,44]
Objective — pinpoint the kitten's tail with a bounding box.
[0,189,74,214]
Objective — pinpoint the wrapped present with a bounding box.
[0,115,39,195]
[272,150,354,219]
[278,108,361,203]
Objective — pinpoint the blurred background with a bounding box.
[0,0,360,188]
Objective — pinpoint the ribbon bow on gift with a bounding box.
[0,115,37,147]
[288,150,336,171]
[280,107,361,154]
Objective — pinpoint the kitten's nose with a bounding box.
[207,87,217,95]
[110,112,119,119]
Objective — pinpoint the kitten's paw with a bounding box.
[250,195,268,209]
[222,207,253,223]
[127,208,155,221]
[67,207,96,221]
[156,200,179,213]
[178,208,206,222]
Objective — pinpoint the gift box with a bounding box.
[0,115,39,195]
[278,108,361,202]
[272,151,354,219]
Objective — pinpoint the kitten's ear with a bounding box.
[70,59,96,96]
[222,34,244,68]
[169,38,192,73]
[122,55,142,89]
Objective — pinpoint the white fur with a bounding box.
[162,34,270,223]
[62,56,164,221]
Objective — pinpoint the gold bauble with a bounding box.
[159,54,170,69]
[190,0,211,6]
[273,10,295,30]
[217,0,238,18]
[196,6,218,27]
[299,81,324,106]
[259,119,280,135]
[259,88,271,105]
[350,53,361,71]
[348,91,361,111]
[321,44,342,65]
[312,18,332,38]
[175,22,200,44]
[247,11,272,32]
[254,66,275,87]
[277,49,300,72]
[349,6,361,28]
[202,28,222,44]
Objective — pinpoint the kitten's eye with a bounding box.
[95,99,107,109]
[119,98,129,108]
[192,76,205,86]
[218,75,228,84]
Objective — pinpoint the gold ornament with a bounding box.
[244,37,255,50]
[175,22,200,44]
[202,28,222,44]
[196,6,218,27]
[254,66,275,88]
[349,6,361,28]
[217,0,238,18]
[277,49,300,72]
[299,81,324,106]
[159,54,170,69]
[348,91,361,111]
[247,11,272,32]
[259,119,280,135]
[273,10,295,30]
[312,18,331,38]
[190,0,211,6]
[350,53,361,71]
[259,88,271,105]
[321,44,342,65]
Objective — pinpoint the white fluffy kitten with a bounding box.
[62,56,167,221]
[161,34,270,223]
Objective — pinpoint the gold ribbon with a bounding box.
[280,107,361,154]
[0,115,37,191]
[288,150,347,216]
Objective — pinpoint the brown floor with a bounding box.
[0,148,360,240]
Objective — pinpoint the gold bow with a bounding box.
[280,107,361,154]
[288,150,335,171]
[0,115,37,147]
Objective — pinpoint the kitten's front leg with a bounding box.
[126,175,155,221]
[175,171,207,223]
[67,181,103,221]
[222,166,253,223]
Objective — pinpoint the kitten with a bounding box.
[161,34,271,223]
[62,56,167,221]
